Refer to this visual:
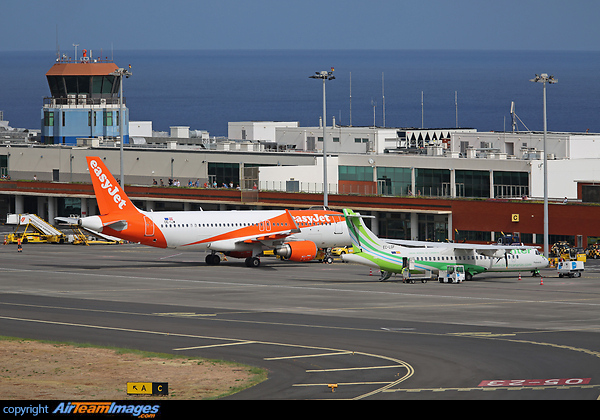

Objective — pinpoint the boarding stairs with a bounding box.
[5,214,67,244]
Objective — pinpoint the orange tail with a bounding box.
[83,156,167,248]
[87,156,136,215]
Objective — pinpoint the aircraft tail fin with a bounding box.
[86,156,137,215]
[343,208,388,251]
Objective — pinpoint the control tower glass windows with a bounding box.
[46,75,118,98]
[100,75,118,95]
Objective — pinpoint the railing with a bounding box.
[259,180,339,195]
[43,97,125,107]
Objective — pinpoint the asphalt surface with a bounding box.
[1,241,599,400]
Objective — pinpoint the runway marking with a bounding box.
[384,384,600,393]
[479,378,591,387]
[306,365,407,373]
[293,381,390,387]
[265,351,353,361]
[173,341,257,351]
[159,253,183,260]
[154,312,217,317]
[449,331,517,338]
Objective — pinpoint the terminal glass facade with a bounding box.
[378,212,411,239]
[455,170,489,198]
[208,162,239,187]
[493,171,529,198]
[341,165,529,199]
[377,167,411,196]
[415,168,450,197]
[339,165,373,182]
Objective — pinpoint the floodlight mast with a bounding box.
[529,73,557,259]
[110,67,132,190]
[309,69,335,207]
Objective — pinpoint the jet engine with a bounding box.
[274,241,318,262]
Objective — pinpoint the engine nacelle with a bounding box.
[274,241,317,262]
[78,215,104,232]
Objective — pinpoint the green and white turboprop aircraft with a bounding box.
[341,209,549,281]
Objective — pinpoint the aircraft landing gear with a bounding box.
[205,253,221,265]
[379,271,392,282]
[245,256,261,267]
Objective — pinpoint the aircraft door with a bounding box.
[334,216,343,234]
[259,220,272,232]
[143,216,154,237]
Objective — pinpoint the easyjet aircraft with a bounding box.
[77,156,350,267]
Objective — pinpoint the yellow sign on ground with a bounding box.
[127,382,168,395]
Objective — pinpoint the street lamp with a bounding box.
[110,66,132,189]
[310,68,335,208]
[529,73,557,259]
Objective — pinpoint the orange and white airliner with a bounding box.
[78,156,350,267]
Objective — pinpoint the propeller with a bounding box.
[494,251,509,268]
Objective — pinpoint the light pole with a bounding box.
[309,68,335,208]
[110,66,132,189]
[530,73,557,258]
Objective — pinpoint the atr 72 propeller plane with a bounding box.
[77,156,350,267]
[341,209,549,281]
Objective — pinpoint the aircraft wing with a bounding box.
[385,238,538,257]
[184,209,301,250]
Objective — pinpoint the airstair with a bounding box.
[5,214,67,244]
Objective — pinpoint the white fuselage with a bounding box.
[140,209,348,251]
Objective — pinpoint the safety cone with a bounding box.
[518,272,521,281]
[540,275,544,285]
[369,268,373,276]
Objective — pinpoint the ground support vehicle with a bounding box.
[5,214,67,244]
[586,244,600,259]
[331,246,354,256]
[551,241,572,258]
[438,265,465,283]
[316,249,333,264]
[557,260,584,278]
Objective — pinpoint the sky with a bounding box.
[1,0,599,52]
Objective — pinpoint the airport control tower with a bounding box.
[41,49,130,145]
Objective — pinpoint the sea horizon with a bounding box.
[2,49,599,136]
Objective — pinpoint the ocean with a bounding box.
[2,49,599,136]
